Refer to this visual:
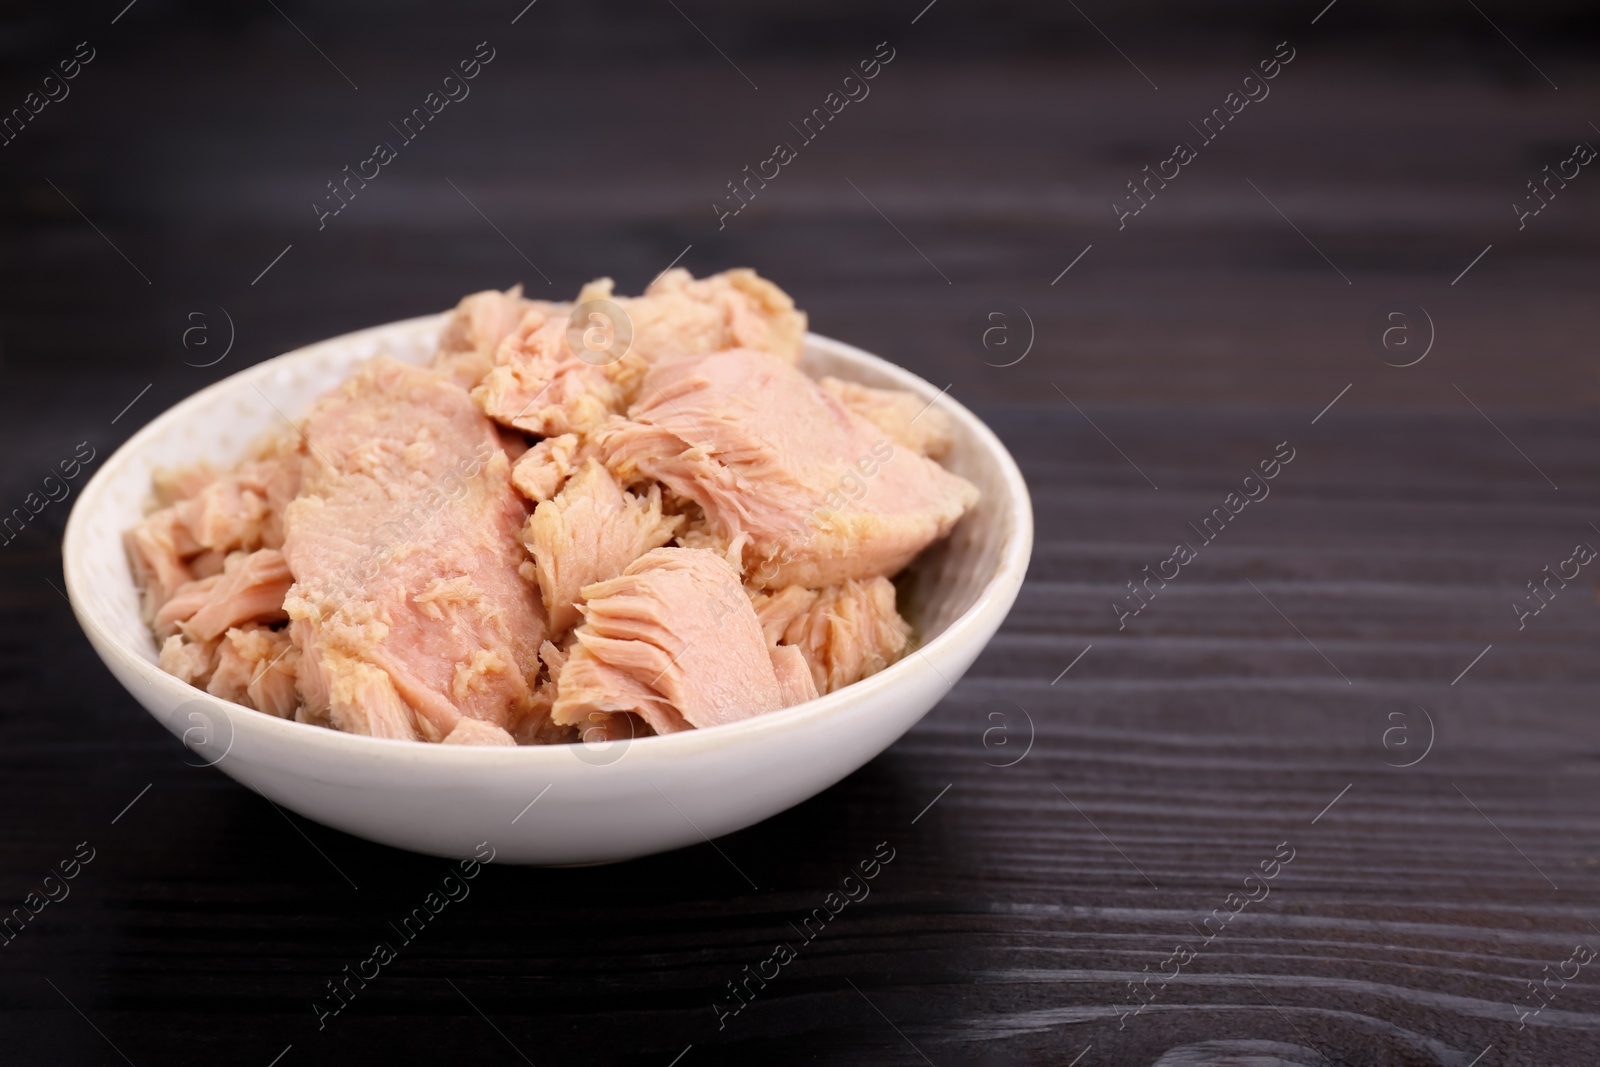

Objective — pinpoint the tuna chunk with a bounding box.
[750,584,819,646]
[673,504,749,573]
[512,639,577,745]
[552,548,807,735]
[151,462,218,507]
[152,572,220,640]
[127,436,303,623]
[521,460,682,634]
[158,633,220,689]
[597,349,978,589]
[818,377,956,460]
[769,644,820,707]
[125,508,198,622]
[770,577,912,694]
[206,624,300,717]
[433,285,566,389]
[472,306,648,437]
[577,267,807,364]
[509,432,584,504]
[151,547,293,642]
[281,357,548,742]
[442,718,517,746]
[181,548,293,642]
[172,455,301,555]
[472,268,804,438]
[290,638,418,739]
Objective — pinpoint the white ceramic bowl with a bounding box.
[63,315,1032,865]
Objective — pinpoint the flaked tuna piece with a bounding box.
[473,307,648,438]
[776,577,912,694]
[510,432,584,504]
[539,638,568,679]
[674,504,749,573]
[472,268,804,437]
[577,267,807,364]
[751,578,909,693]
[128,436,304,625]
[172,476,266,556]
[206,624,300,717]
[552,548,804,735]
[433,285,567,389]
[770,644,820,707]
[158,633,221,689]
[818,377,956,460]
[522,460,682,634]
[153,573,221,640]
[442,718,517,746]
[151,462,218,507]
[125,508,198,622]
[177,548,293,643]
[258,452,304,547]
[245,631,299,717]
[282,357,547,743]
[503,639,581,745]
[171,454,301,555]
[749,585,819,647]
[597,349,979,589]
[292,637,418,739]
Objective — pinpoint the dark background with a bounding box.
[2,0,1598,1063]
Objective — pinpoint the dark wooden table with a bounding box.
[2,2,1597,1064]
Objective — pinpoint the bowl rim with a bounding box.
[63,315,1034,769]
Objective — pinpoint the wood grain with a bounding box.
[0,2,1597,1064]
